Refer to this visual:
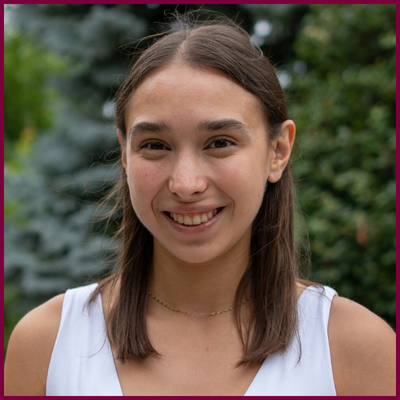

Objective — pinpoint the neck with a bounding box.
[149,235,251,315]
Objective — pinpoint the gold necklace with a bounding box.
[148,291,251,316]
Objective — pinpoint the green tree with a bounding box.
[290,4,396,328]
[4,29,64,166]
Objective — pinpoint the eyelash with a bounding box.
[207,137,235,149]
[139,137,236,151]
[139,140,169,151]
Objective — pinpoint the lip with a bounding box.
[162,206,226,233]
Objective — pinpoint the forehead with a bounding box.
[125,64,265,130]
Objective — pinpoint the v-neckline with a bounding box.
[98,286,311,396]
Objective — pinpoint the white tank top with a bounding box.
[46,283,337,396]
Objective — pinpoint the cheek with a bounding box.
[213,154,268,212]
[127,161,165,210]
[217,152,268,191]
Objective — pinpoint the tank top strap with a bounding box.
[46,283,122,396]
[245,285,338,396]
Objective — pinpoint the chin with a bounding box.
[169,248,220,265]
[154,238,225,266]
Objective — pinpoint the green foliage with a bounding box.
[4,30,64,165]
[4,4,148,351]
[290,4,396,328]
[242,4,309,66]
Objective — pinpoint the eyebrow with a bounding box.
[197,119,249,133]
[128,118,249,138]
[128,121,172,137]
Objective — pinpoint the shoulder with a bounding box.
[4,293,65,396]
[328,295,396,396]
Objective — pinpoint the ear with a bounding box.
[117,129,127,170]
[268,120,296,183]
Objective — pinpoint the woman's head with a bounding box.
[119,62,294,266]
[96,17,299,365]
[115,19,295,259]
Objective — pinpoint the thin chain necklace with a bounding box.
[148,291,251,316]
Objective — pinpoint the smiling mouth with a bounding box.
[165,207,224,226]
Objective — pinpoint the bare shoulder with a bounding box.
[4,293,65,396]
[328,295,396,396]
[295,281,307,299]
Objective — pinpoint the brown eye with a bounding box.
[141,141,168,150]
[209,139,234,149]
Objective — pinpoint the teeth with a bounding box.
[169,209,221,226]
[201,214,208,223]
[192,215,201,225]
[184,215,193,225]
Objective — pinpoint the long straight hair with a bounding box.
[90,16,304,366]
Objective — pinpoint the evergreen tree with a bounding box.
[5,5,147,351]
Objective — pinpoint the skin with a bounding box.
[4,65,396,396]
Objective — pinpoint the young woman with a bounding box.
[5,20,396,396]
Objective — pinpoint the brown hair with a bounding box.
[90,15,304,366]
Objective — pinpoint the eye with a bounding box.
[140,141,169,151]
[207,138,235,149]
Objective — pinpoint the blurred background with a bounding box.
[4,4,396,354]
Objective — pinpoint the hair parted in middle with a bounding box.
[90,13,305,367]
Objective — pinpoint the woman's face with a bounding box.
[121,65,289,264]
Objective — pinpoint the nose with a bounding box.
[168,152,208,199]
